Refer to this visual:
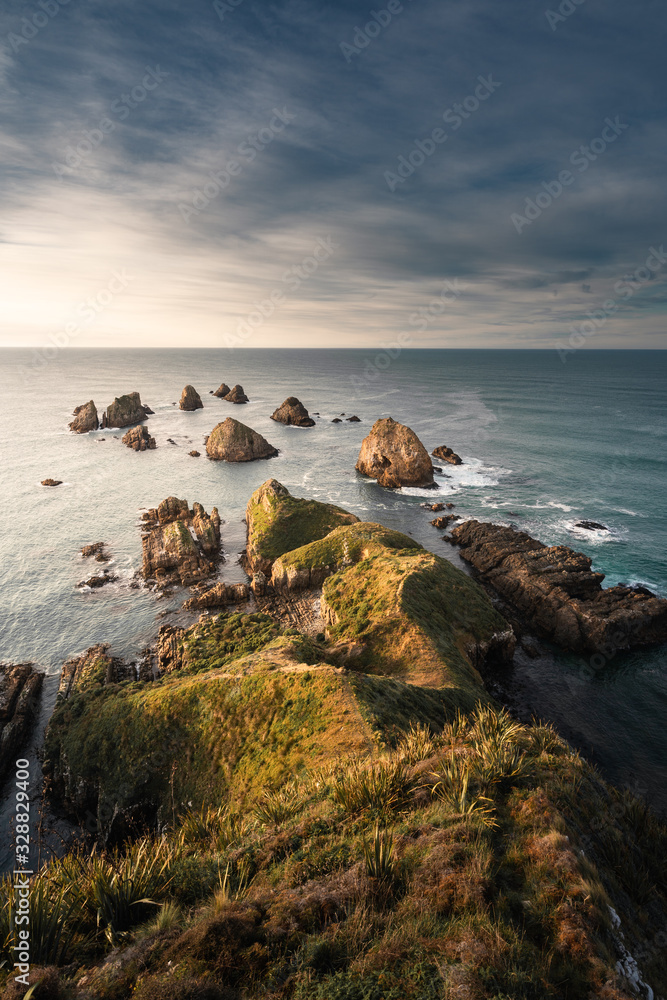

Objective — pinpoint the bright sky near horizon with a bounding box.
[0,0,666,351]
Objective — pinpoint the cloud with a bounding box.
[0,0,666,347]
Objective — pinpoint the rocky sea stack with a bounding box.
[179,384,203,411]
[212,382,231,398]
[101,392,150,429]
[224,384,249,404]
[69,400,98,434]
[270,396,316,427]
[122,425,156,451]
[432,445,462,465]
[451,519,667,653]
[356,416,435,488]
[140,497,221,587]
[206,418,277,462]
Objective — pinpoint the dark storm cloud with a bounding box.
[1,0,666,346]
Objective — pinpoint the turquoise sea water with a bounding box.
[0,347,665,863]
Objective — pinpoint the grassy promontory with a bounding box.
[3,484,665,999]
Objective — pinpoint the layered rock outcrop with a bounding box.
[432,445,462,465]
[122,425,156,451]
[69,400,98,433]
[356,417,435,488]
[271,397,316,427]
[182,581,251,611]
[206,418,277,462]
[180,385,203,411]
[450,520,667,653]
[0,663,43,783]
[101,392,150,429]
[141,497,221,586]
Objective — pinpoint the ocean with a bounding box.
[1,347,665,866]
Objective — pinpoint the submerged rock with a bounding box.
[180,385,203,411]
[347,415,361,422]
[76,570,118,589]
[224,384,249,404]
[332,418,342,423]
[189,450,201,457]
[431,515,459,528]
[356,417,435,489]
[213,383,231,398]
[81,542,110,563]
[41,478,62,487]
[206,418,278,462]
[450,520,667,653]
[271,396,316,427]
[141,497,222,587]
[101,392,149,429]
[432,445,462,465]
[69,400,98,434]
[574,520,609,531]
[122,425,156,451]
[0,663,43,784]
[245,479,359,577]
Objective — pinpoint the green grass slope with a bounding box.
[245,479,359,576]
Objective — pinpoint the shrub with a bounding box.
[395,723,438,765]
[331,760,414,815]
[429,754,496,826]
[253,784,303,827]
[363,825,395,882]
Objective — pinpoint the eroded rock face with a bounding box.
[182,581,251,611]
[122,425,156,451]
[432,445,462,465]
[271,397,316,427]
[224,384,249,404]
[431,515,459,528]
[180,385,203,411]
[57,644,132,699]
[0,663,43,784]
[213,383,231,398]
[141,497,221,586]
[450,520,667,653]
[245,479,360,577]
[356,417,435,488]
[101,392,149,429]
[206,418,278,462]
[69,400,98,434]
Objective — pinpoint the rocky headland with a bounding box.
[206,418,278,462]
[450,519,667,653]
[356,416,435,488]
[270,396,315,427]
[26,475,667,1000]
[140,496,221,586]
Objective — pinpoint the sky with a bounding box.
[1,0,666,350]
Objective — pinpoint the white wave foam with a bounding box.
[401,457,504,497]
[481,498,575,513]
[564,520,628,545]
